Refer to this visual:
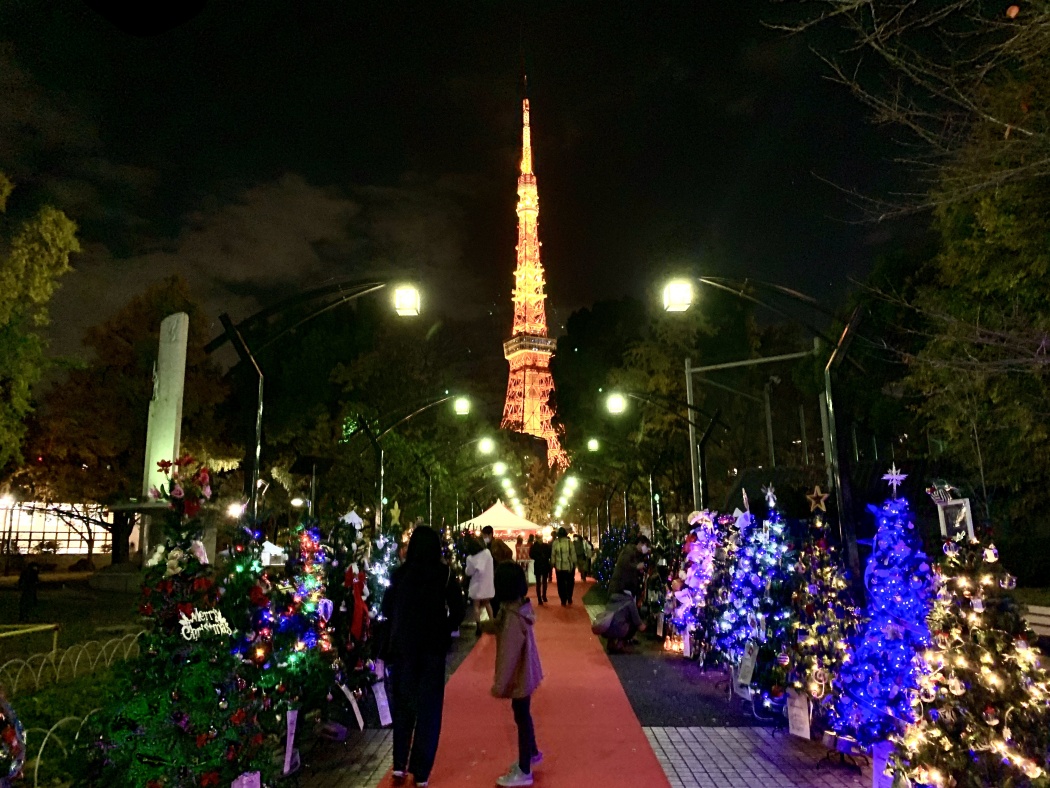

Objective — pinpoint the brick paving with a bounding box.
[299,728,392,788]
[645,727,872,788]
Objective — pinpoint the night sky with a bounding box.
[1,1,916,358]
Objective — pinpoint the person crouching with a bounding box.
[482,562,544,787]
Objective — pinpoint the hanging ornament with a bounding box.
[943,541,959,557]
[1007,5,1020,19]
[982,706,999,726]
[777,651,790,667]
[972,596,985,613]
[983,544,999,563]
[948,676,965,696]
[1000,574,1018,590]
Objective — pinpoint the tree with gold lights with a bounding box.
[890,534,1050,787]
[786,493,861,719]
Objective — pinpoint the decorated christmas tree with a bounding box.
[891,527,1050,786]
[84,458,274,787]
[668,511,721,658]
[786,489,861,716]
[715,487,796,699]
[593,523,636,592]
[830,465,934,747]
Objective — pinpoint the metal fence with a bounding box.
[0,631,145,696]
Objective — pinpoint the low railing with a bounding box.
[22,708,100,787]
[0,631,145,696]
[1026,604,1050,638]
[0,623,60,655]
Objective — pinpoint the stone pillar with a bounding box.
[141,313,189,559]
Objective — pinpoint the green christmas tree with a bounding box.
[84,458,274,787]
[891,530,1050,787]
[786,500,861,720]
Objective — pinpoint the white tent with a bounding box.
[460,500,544,539]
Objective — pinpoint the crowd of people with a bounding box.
[381,522,612,787]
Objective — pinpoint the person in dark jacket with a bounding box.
[528,535,551,605]
[608,535,651,597]
[382,525,466,787]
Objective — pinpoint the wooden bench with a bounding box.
[1025,604,1050,638]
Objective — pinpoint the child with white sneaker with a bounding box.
[483,561,544,787]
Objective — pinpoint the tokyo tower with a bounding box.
[500,96,568,468]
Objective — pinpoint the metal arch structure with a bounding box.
[500,97,568,469]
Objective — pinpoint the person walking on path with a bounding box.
[464,538,495,635]
[17,561,39,622]
[481,562,544,787]
[381,525,466,787]
[550,528,577,606]
[483,525,514,565]
[528,535,551,605]
[573,534,592,581]
[609,534,651,597]
[515,535,529,562]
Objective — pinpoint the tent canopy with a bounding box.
[460,500,544,539]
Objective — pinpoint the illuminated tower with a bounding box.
[501,97,568,468]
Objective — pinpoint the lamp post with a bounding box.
[663,276,863,580]
[208,280,421,520]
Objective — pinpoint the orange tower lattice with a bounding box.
[501,98,568,469]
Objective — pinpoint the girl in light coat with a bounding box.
[483,562,544,787]
[464,538,495,634]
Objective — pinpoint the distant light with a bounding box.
[394,285,421,317]
[291,497,306,508]
[501,478,512,489]
[0,495,13,508]
[226,502,245,518]
[478,437,495,454]
[663,279,694,312]
[606,393,627,415]
[566,476,579,489]
[493,462,508,476]
[453,396,471,416]
[587,438,600,452]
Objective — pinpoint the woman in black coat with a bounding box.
[381,525,466,787]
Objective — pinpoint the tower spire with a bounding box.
[500,95,568,469]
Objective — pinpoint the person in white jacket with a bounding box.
[465,537,495,635]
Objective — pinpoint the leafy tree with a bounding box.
[0,172,79,470]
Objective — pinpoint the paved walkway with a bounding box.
[301,583,874,787]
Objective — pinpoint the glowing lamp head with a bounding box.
[501,478,512,489]
[606,393,627,415]
[393,285,421,316]
[493,461,508,476]
[0,495,13,508]
[587,438,600,452]
[566,476,579,490]
[291,497,306,508]
[226,502,245,519]
[663,279,695,312]
[453,396,471,416]
[478,437,495,454]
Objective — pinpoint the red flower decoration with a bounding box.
[177,602,194,618]
[199,771,220,787]
[250,733,264,747]
[193,577,212,593]
[196,733,209,749]
[249,585,270,607]
[157,460,173,472]
[140,603,154,617]
[184,499,202,519]
[230,708,247,726]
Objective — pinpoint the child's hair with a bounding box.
[494,561,528,603]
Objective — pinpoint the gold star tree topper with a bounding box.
[807,486,829,512]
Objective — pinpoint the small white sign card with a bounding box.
[786,689,811,740]
[231,773,261,788]
[340,683,366,730]
[682,629,692,659]
[871,741,896,788]
[656,611,665,639]
[374,681,393,727]
[737,639,758,686]
[283,709,298,775]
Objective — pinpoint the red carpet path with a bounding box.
[377,580,670,788]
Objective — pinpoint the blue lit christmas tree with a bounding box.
[715,487,796,697]
[830,465,934,746]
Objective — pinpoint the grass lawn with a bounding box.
[1014,587,1050,608]
[0,582,142,661]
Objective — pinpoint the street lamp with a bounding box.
[291,497,307,509]
[660,273,863,582]
[662,279,695,312]
[226,502,245,519]
[478,437,495,455]
[606,393,627,415]
[393,285,421,317]
[493,461,508,476]
[587,438,600,452]
[501,478,512,489]
[453,396,471,416]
